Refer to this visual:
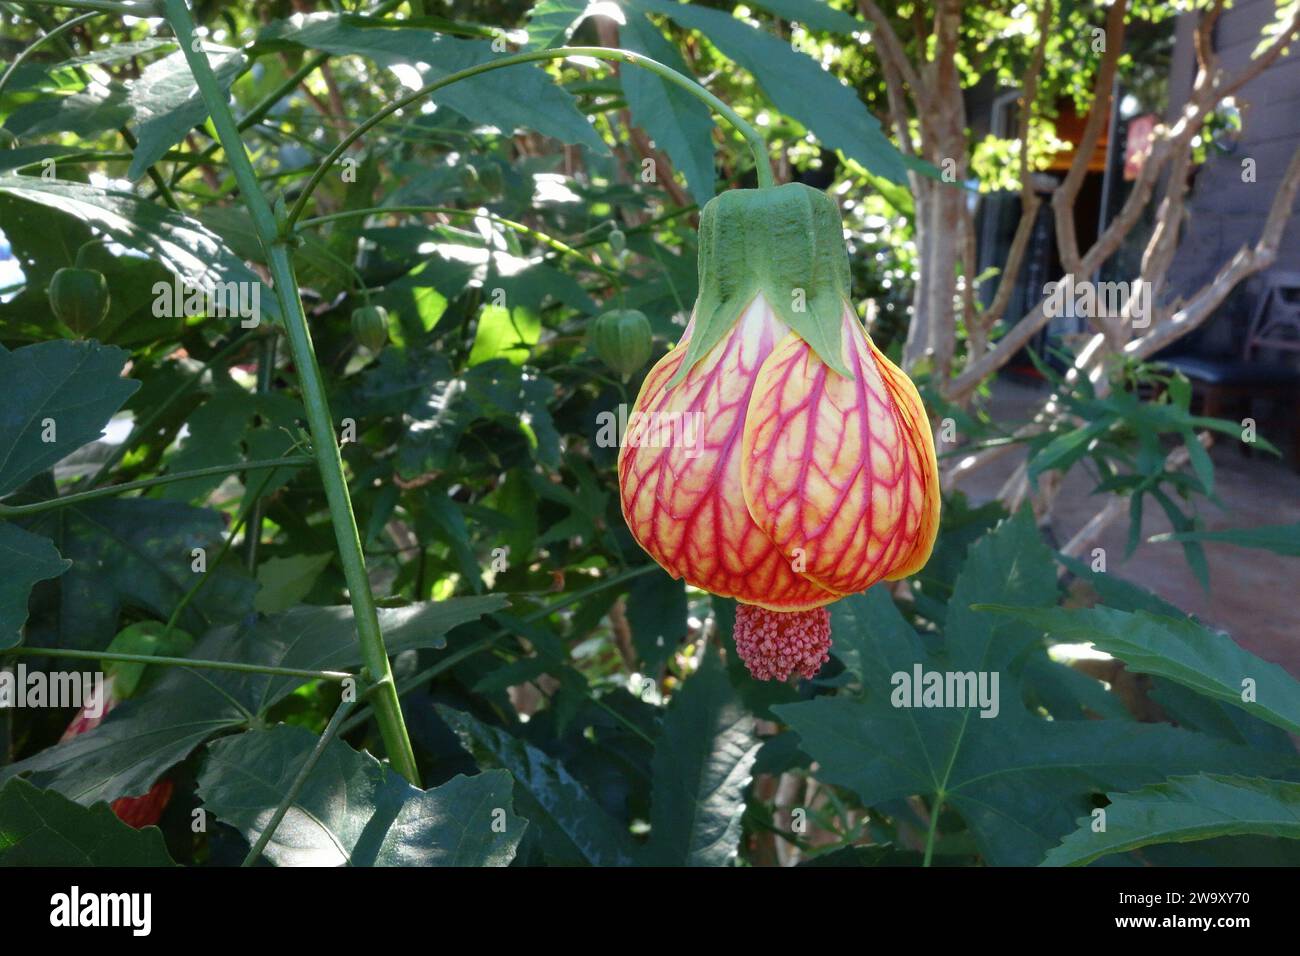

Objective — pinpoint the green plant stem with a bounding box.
[569,204,699,249]
[298,205,619,278]
[7,645,354,682]
[241,696,357,867]
[16,0,148,15]
[10,149,220,172]
[160,0,408,191]
[287,45,773,228]
[84,329,260,488]
[164,0,419,784]
[119,125,180,209]
[0,9,97,101]
[0,456,313,518]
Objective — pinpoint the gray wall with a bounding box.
[1167,0,1300,310]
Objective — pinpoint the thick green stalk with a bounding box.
[0,456,313,517]
[287,45,773,227]
[163,0,420,784]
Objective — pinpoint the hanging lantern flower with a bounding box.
[617,183,940,681]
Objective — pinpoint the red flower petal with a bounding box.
[619,299,837,610]
[742,308,940,595]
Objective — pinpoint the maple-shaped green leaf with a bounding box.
[982,604,1300,736]
[0,340,139,497]
[198,724,524,866]
[776,511,1300,865]
[0,779,175,866]
[437,704,637,866]
[127,48,247,181]
[646,649,758,866]
[1043,774,1300,867]
[0,522,69,650]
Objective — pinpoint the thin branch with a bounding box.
[978,0,1052,329]
[1051,0,1129,275]
[857,0,927,112]
[8,645,355,683]
[0,456,314,517]
[241,696,358,867]
[1130,142,1300,361]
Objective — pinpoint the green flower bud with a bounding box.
[48,266,110,336]
[590,308,653,381]
[102,621,195,700]
[608,227,626,256]
[351,305,390,352]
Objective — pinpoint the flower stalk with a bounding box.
[286,45,774,229]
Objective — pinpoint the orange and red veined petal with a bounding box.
[869,337,941,580]
[618,298,838,611]
[740,306,940,596]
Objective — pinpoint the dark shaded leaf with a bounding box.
[0,778,175,866]
[0,340,138,497]
[2,597,505,805]
[198,724,524,866]
[437,704,637,865]
[1044,774,1300,867]
[0,523,69,650]
[647,650,757,865]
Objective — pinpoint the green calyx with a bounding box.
[671,182,853,386]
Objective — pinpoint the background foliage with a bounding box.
[1,0,1298,867]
